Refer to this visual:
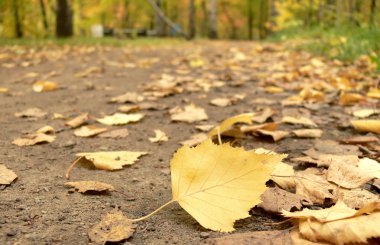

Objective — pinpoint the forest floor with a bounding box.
[0,40,379,245]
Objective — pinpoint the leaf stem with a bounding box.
[131,199,176,222]
[65,156,84,180]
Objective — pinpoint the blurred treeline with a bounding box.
[0,0,378,39]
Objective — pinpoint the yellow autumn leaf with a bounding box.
[169,140,285,231]
[367,88,380,99]
[265,86,284,94]
[97,113,144,126]
[149,129,168,143]
[76,151,148,170]
[351,120,380,134]
[32,80,59,92]
[0,87,9,93]
[208,113,254,137]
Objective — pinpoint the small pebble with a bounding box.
[200,232,210,239]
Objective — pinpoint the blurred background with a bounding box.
[0,0,379,62]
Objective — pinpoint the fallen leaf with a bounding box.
[352,108,380,118]
[149,129,168,143]
[258,186,303,213]
[282,116,317,127]
[326,162,373,189]
[170,139,286,231]
[88,211,134,243]
[65,113,89,128]
[110,92,144,104]
[170,104,208,123]
[340,189,379,209]
[292,129,323,138]
[292,154,359,168]
[32,80,59,92]
[0,87,9,93]
[74,125,108,137]
[36,125,55,134]
[195,124,215,132]
[0,164,17,185]
[76,151,147,170]
[339,135,379,144]
[209,98,232,107]
[15,107,47,118]
[75,66,103,78]
[266,86,284,93]
[12,133,56,146]
[290,229,329,245]
[208,113,254,137]
[351,120,380,134]
[256,129,290,141]
[271,162,296,190]
[357,157,380,179]
[251,107,275,123]
[117,105,140,113]
[283,201,380,245]
[240,122,278,133]
[65,181,114,193]
[339,92,365,105]
[99,128,129,138]
[295,169,336,204]
[97,113,144,126]
[52,113,65,120]
[180,133,208,147]
[367,88,380,99]
[204,230,293,245]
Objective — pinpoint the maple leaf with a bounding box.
[132,140,286,232]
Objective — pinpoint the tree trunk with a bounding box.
[307,0,314,27]
[247,0,254,40]
[39,0,49,34]
[155,0,165,36]
[208,0,218,39]
[370,0,377,28]
[56,0,73,37]
[335,0,342,27]
[188,0,196,39]
[201,0,208,37]
[348,0,354,24]
[13,0,23,38]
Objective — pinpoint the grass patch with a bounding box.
[0,37,185,47]
[268,26,380,68]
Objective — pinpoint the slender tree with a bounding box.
[370,0,377,28]
[39,0,49,34]
[56,0,73,37]
[155,0,165,36]
[188,0,196,39]
[12,0,23,38]
[247,0,254,40]
[209,0,218,39]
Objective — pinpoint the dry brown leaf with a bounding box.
[195,124,215,132]
[170,104,208,123]
[97,113,144,126]
[32,80,59,92]
[339,189,380,209]
[292,129,323,138]
[292,154,359,167]
[339,135,379,144]
[283,201,380,244]
[170,139,286,231]
[352,108,380,118]
[88,211,134,243]
[241,122,278,133]
[76,151,147,170]
[52,113,65,120]
[204,230,293,245]
[65,113,89,128]
[180,133,208,147]
[271,162,296,190]
[295,169,336,204]
[251,107,275,123]
[339,92,365,105]
[208,113,254,137]
[149,129,168,143]
[327,162,373,189]
[98,128,129,138]
[0,164,17,185]
[209,98,232,107]
[351,120,380,134]
[282,116,317,127]
[65,181,114,193]
[357,157,380,179]
[75,66,103,78]
[290,229,329,245]
[258,186,303,213]
[12,133,56,146]
[117,105,140,113]
[15,107,47,118]
[256,129,290,141]
[110,92,144,104]
[36,125,55,134]
[74,125,108,137]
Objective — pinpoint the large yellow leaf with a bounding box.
[208,113,254,137]
[170,139,286,232]
[351,120,380,134]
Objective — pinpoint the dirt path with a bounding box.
[0,41,379,245]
